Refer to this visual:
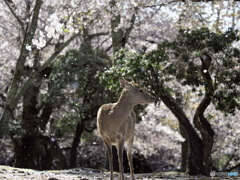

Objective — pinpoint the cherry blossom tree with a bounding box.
[0,0,110,168]
[0,0,239,172]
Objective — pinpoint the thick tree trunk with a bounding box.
[0,0,43,141]
[21,80,40,134]
[193,96,214,176]
[14,135,43,169]
[192,54,214,175]
[13,77,43,169]
[14,135,68,170]
[39,102,53,131]
[13,66,66,170]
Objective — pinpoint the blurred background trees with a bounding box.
[0,0,239,176]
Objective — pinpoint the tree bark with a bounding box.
[159,88,205,175]
[69,120,85,168]
[110,0,137,53]
[0,0,43,141]
[4,34,78,170]
[14,135,68,170]
[13,71,45,169]
[192,54,214,175]
[13,78,66,169]
[39,102,53,131]
[180,124,188,172]
[175,90,188,172]
[14,135,41,169]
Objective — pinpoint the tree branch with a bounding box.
[3,0,25,33]
[15,33,80,103]
[16,0,43,77]
[89,31,109,39]
[227,162,240,172]
[124,7,138,44]
[192,53,215,175]
[193,53,214,137]
[148,65,201,141]
[0,93,6,102]
[3,0,43,114]
[222,154,235,171]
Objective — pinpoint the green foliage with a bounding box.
[53,109,80,138]
[100,47,168,95]
[167,28,239,86]
[102,27,240,115]
[46,46,111,137]
[50,47,109,93]
[100,50,159,121]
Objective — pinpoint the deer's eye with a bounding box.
[139,89,143,93]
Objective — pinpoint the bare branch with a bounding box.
[124,7,137,44]
[3,0,25,33]
[16,0,43,74]
[5,0,43,109]
[89,31,109,39]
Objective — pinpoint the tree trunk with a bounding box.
[0,108,14,141]
[180,120,188,172]
[160,91,206,175]
[46,136,69,170]
[149,66,207,175]
[13,75,43,169]
[69,121,85,168]
[192,54,214,175]
[14,135,41,169]
[39,102,53,131]
[14,135,68,170]
[175,90,188,172]
[0,0,42,141]
[13,66,65,170]
[110,0,136,54]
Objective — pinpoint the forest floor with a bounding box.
[0,165,239,180]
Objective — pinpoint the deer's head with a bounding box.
[119,77,155,104]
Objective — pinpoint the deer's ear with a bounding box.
[119,77,132,89]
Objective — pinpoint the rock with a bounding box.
[49,178,59,180]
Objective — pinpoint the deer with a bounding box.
[97,77,155,180]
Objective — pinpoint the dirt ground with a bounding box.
[0,165,238,180]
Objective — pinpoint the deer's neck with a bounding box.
[114,90,134,116]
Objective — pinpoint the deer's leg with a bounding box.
[104,139,113,180]
[117,140,124,180]
[127,138,135,180]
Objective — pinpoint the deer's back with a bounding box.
[97,103,136,144]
